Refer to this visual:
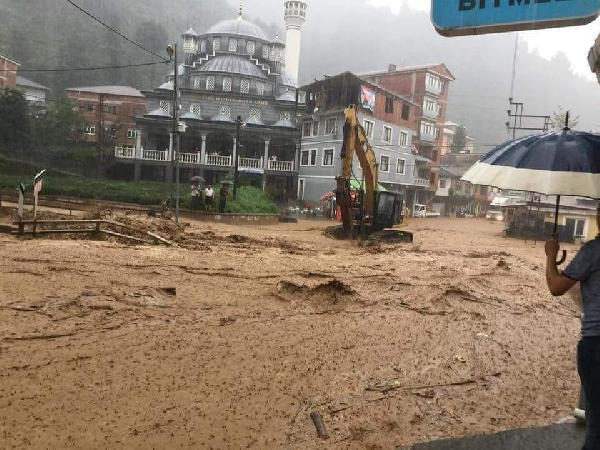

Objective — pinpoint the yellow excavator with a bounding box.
[326,105,413,242]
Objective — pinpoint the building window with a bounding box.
[262,46,269,59]
[240,79,250,94]
[127,129,137,139]
[426,73,442,91]
[384,96,394,114]
[247,41,255,55]
[421,121,436,137]
[85,103,95,112]
[300,149,317,166]
[396,158,405,174]
[206,76,215,91]
[439,179,447,189]
[256,82,265,95]
[193,78,202,90]
[363,119,374,138]
[302,120,312,137]
[383,125,392,143]
[223,77,232,92]
[103,104,117,114]
[312,120,319,136]
[213,39,221,52]
[380,155,390,172]
[249,108,261,119]
[200,40,206,53]
[323,148,334,166]
[325,117,336,135]
[280,111,291,121]
[220,105,231,117]
[399,131,408,147]
[159,100,170,113]
[190,103,201,115]
[401,103,410,120]
[84,124,95,135]
[228,39,237,52]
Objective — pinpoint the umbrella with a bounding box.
[320,192,335,201]
[462,114,600,264]
[220,180,233,185]
[190,175,205,184]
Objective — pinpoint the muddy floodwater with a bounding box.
[0,215,583,449]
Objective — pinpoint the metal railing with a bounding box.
[114,146,135,159]
[268,160,294,172]
[205,154,232,167]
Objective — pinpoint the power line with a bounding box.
[0,61,168,73]
[65,0,169,63]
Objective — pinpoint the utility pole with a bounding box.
[167,43,180,223]
[506,99,550,139]
[234,115,241,199]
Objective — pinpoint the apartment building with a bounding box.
[299,72,428,209]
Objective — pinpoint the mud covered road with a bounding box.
[0,216,582,449]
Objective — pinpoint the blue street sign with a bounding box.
[432,0,600,37]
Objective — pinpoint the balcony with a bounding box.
[239,157,263,170]
[422,106,438,120]
[419,129,437,143]
[268,160,295,172]
[425,82,442,96]
[179,152,200,164]
[206,154,232,167]
[114,145,135,159]
[142,149,168,161]
[414,178,431,188]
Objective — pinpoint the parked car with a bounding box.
[413,204,441,218]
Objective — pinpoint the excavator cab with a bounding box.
[373,191,404,229]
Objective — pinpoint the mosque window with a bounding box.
[206,76,215,91]
[247,41,255,55]
[213,39,221,52]
[280,111,291,121]
[190,104,201,116]
[256,82,265,96]
[249,108,261,120]
[200,40,206,53]
[223,77,232,92]
[193,78,201,90]
[159,100,171,113]
[229,39,237,52]
[220,105,231,117]
[262,46,269,59]
[240,79,250,94]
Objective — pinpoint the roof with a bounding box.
[16,76,49,91]
[183,26,199,37]
[0,54,20,66]
[199,55,267,79]
[244,115,265,126]
[273,118,296,128]
[360,63,456,81]
[67,85,144,97]
[145,108,171,118]
[205,17,268,41]
[180,110,203,121]
[276,91,297,102]
[279,70,298,88]
[439,166,460,178]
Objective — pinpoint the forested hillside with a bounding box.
[0,0,232,94]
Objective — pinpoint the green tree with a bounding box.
[0,88,30,153]
[451,125,468,154]
[551,106,579,129]
[32,97,84,145]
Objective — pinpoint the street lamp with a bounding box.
[167,43,180,223]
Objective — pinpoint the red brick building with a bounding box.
[0,54,19,88]
[362,63,455,200]
[65,86,146,151]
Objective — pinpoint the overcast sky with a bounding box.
[367,0,600,81]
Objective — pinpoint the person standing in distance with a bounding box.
[546,204,600,450]
[204,185,214,211]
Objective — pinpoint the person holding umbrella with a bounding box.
[461,115,600,448]
[546,207,600,450]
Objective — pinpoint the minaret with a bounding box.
[284,0,307,84]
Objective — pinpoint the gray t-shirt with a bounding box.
[563,237,600,337]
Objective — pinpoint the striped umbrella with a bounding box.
[462,116,600,262]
